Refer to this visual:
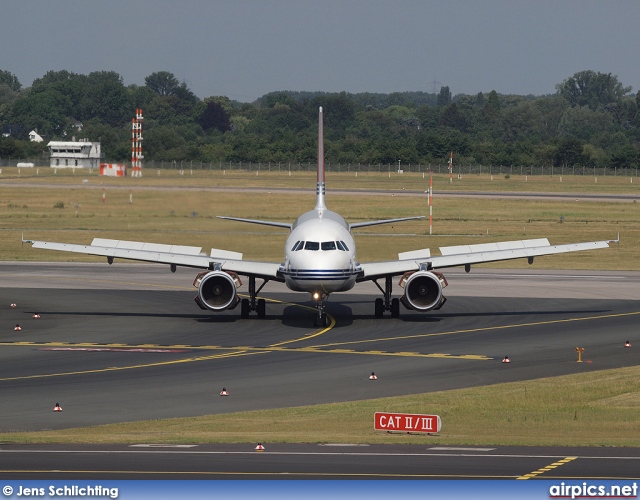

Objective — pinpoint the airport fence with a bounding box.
[0,157,638,178]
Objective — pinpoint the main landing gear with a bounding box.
[373,276,400,318]
[313,292,329,327]
[241,276,268,319]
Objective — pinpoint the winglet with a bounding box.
[21,232,34,247]
[20,231,33,248]
[315,106,327,211]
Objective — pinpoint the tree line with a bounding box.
[0,68,638,169]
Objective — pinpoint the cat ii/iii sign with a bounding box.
[374,412,441,433]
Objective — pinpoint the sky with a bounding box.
[2,0,639,102]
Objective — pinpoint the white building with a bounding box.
[47,139,102,169]
[29,130,44,142]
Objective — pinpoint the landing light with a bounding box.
[313,292,320,301]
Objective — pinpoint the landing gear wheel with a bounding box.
[374,298,384,318]
[390,298,400,318]
[240,298,250,318]
[257,298,266,318]
[314,312,328,327]
[312,292,329,327]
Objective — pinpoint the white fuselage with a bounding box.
[280,208,360,295]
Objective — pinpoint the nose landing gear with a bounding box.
[313,292,329,327]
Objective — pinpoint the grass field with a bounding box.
[3,366,640,446]
[1,167,638,269]
[0,167,639,445]
[1,165,639,193]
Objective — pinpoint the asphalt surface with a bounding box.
[2,444,640,480]
[1,180,639,203]
[0,263,639,479]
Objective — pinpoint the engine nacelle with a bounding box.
[399,271,447,311]
[193,271,241,311]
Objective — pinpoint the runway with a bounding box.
[2,181,638,203]
[2,443,640,479]
[1,263,638,432]
[0,263,639,479]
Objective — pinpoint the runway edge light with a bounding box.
[219,387,229,396]
[625,340,631,348]
[53,403,62,412]
[255,443,265,451]
[369,372,378,380]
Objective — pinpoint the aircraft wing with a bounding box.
[217,216,292,229]
[25,237,283,282]
[358,237,615,282]
[349,216,425,230]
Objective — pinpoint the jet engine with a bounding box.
[193,271,241,311]
[399,271,447,311]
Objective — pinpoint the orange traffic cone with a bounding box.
[369,372,377,380]
[14,324,21,331]
[219,387,229,396]
[32,313,41,319]
[255,443,265,451]
[625,340,631,348]
[502,356,510,363]
[53,403,62,412]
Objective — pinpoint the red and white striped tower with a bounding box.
[131,108,144,177]
[429,172,433,235]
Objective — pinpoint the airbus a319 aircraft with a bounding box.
[25,108,615,326]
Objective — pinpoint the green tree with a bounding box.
[144,126,186,159]
[10,88,73,137]
[311,92,356,137]
[437,86,452,107]
[81,71,131,127]
[196,97,232,133]
[500,102,544,143]
[0,70,21,91]
[609,145,638,170]
[556,70,631,111]
[439,103,469,131]
[145,71,181,96]
[484,90,501,115]
[557,106,614,142]
[554,137,586,167]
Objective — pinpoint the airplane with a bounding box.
[24,107,616,326]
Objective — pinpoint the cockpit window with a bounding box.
[296,241,347,251]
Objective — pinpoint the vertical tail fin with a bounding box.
[315,106,327,211]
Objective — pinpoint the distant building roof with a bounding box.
[48,140,97,148]
[29,130,43,142]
